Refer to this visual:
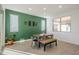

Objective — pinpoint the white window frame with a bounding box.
[53,16,71,32]
[10,14,19,32]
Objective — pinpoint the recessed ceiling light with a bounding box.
[43,8,47,10]
[58,5,62,8]
[28,8,32,10]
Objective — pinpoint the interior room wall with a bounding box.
[46,9,79,45]
[46,17,53,34]
[5,9,46,41]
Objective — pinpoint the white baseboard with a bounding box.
[57,39,79,45]
[15,39,32,43]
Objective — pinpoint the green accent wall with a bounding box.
[5,9,46,41]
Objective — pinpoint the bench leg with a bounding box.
[44,45,46,51]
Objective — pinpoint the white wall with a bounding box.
[46,17,53,34]
[0,14,2,32]
[46,9,79,45]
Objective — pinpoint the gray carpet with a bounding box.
[6,40,79,55]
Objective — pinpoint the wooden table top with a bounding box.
[39,39,56,44]
[33,34,53,37]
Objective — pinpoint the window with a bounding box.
[53,16,71,32]
[53,18,60,32]
[10,14,19,32]
[41,20,45,32]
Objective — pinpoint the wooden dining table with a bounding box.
[32,34,57,51]
[33,34,53,40]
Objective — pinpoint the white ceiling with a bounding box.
[2,4,79,18]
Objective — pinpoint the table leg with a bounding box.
[50,43,52,47]
[38,42,41,48]
[55,40,57,46]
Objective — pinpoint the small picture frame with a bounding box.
[28,21,31,26]
[33,21,35,26]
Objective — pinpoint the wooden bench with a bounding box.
[38,39,57,51]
